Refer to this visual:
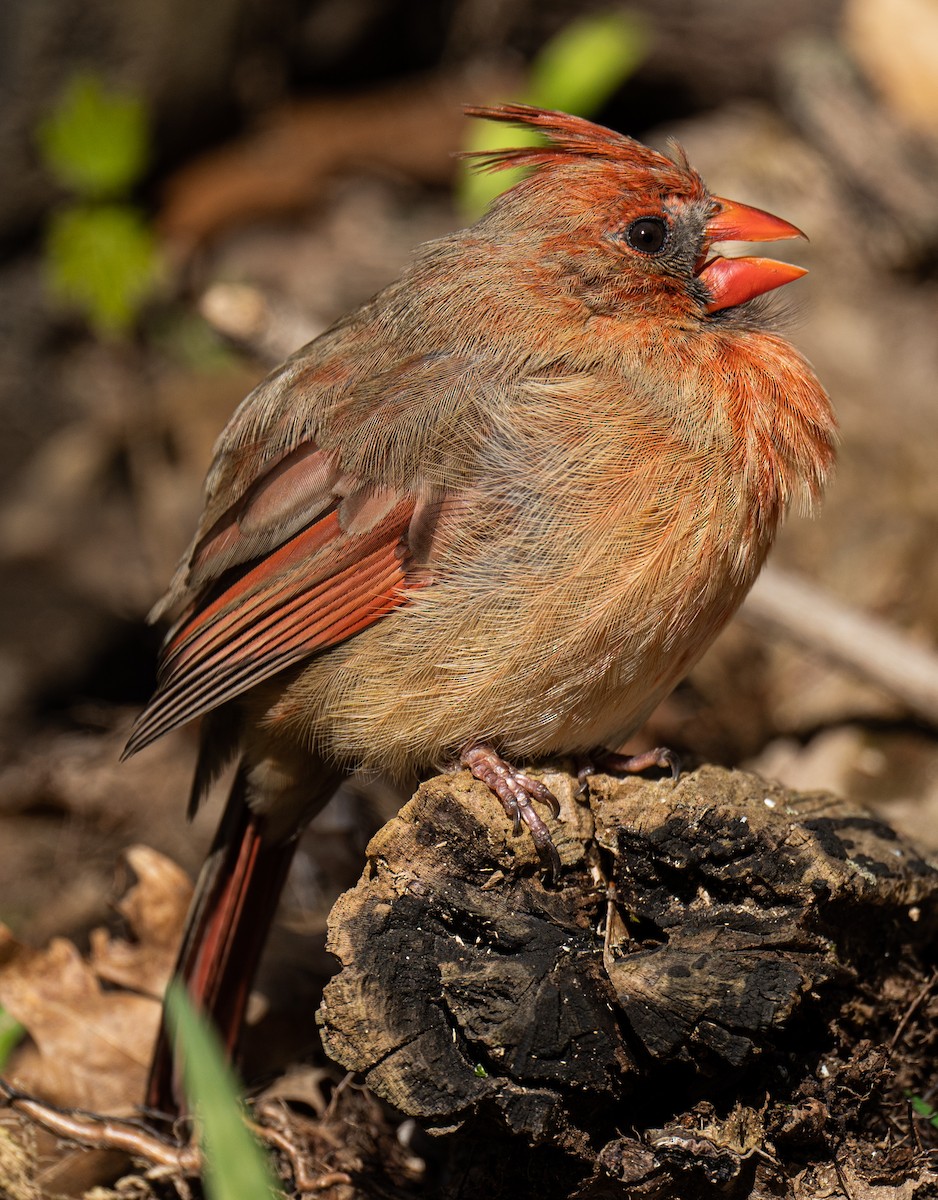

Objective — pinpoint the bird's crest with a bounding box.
[464,103,691,189]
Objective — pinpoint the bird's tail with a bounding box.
[145,765,300,1115]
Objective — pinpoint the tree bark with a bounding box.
[319,765,938,1198]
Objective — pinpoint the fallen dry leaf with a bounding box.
[844,0,938,134]
[0,847,188,1114]
[158,69,517,250]
[0,1119,38,1200]
[90,845,191,998]
[0,932,155,1112]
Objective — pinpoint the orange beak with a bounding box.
[697,197,808,314]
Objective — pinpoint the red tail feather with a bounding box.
[146,771,303,1114]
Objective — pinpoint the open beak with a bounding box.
[697,197,807,314]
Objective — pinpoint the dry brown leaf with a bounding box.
[0,847,188,1114]
[90,845,191,998]
[0,931,155,1112]
[0,1119,39,1200]
[158,69,516,249]
[844,0,938,134]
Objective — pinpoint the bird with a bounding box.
[125,103,835,1112]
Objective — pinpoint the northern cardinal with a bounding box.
[127,104,835,1111]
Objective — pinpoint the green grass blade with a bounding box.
[0,1005,26,1071]
[164,982,281,1200]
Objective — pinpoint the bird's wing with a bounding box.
[124,468,427,756]
[126,342,487,757]
[152,333,489,617]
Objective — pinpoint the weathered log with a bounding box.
[318,765,938,1195]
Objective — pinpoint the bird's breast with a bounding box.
[264,327,833,776]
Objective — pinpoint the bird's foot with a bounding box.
[460,743,562,878]
[577,746,681,793]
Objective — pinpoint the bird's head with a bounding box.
[464,104,806,322]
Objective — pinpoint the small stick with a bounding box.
[0,1079,200,1172]
[889,968,937,1050]
[741,566,938,727]
[1,1078,352,1195]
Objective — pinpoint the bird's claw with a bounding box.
[460,744,562,879]
[582,745,681,787]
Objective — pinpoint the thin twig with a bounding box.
[908,1100,925,1153]
[0,1078,200,1172]
[1,1076,353,1195]
[741,566,938,727]
[831,1146,856,1200]
[889,968,938,1049]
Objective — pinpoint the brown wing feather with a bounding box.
[124,496,417,757]
[130,339,487,758]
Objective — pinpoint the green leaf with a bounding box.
[528,10,648,117]
[459,9,649,217]
[0,1006,26,1071]
[909,1093,938,1128]
[44,203,161,336]
[38,72,149,198]
[165,982,281,1200]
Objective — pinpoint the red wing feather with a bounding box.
[125,498,416,757]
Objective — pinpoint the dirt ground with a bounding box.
[1,0,938,1196]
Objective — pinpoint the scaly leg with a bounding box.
[460,743,562,878]
[577,745,681,792]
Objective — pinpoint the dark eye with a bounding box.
[625,216,668,255]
